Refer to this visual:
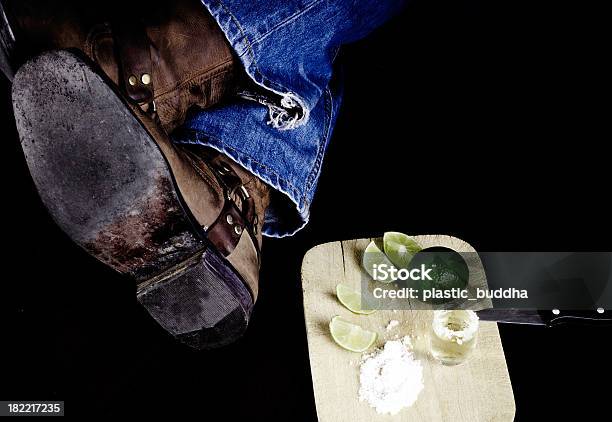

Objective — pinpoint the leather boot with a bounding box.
[2,0,236,132]
[7,1,271,349]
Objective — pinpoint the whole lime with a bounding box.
[407,247,469,304]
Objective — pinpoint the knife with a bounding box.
[476,309,612,327]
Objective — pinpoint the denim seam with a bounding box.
[247,0,324,47]
[211,0,260,70]
[206,2,301,101]
[303,87,332,199]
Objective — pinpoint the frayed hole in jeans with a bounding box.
[238,89,309,131]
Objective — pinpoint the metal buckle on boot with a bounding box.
[207,165,259,259]
[178,150,260,261]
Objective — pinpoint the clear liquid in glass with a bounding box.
[430,310,479,366]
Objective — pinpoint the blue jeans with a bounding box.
[172,0,405,237]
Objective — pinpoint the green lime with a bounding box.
[409,247,469,303]
[383,232,422,269]
[329,316,377,352]
[336,284,376,314]
[362,240,396,283]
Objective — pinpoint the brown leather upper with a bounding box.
[7,0,236,132]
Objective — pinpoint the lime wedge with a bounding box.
[362,240,396,283]
[329,316,377,352]
[336,284,376,314]
[383,232,422,269]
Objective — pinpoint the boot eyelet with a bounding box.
[128,75,138,86]
[141,73,151,85]
[234,225,243,235]
[217,164,231,175]
[226,214,234,225]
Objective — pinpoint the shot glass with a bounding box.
[430,310,479,365]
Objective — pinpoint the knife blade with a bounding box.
[477,309,545,325]
[476,309,612,327]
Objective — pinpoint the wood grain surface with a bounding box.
[301,235,515,422]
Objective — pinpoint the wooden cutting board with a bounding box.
[301,235,515,422]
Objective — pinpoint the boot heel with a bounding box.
[137,246,253,349]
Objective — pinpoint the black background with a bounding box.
[0,0,609,419]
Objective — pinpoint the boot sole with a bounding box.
[12,50,252,349]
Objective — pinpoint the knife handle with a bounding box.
[539,309,612,327]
